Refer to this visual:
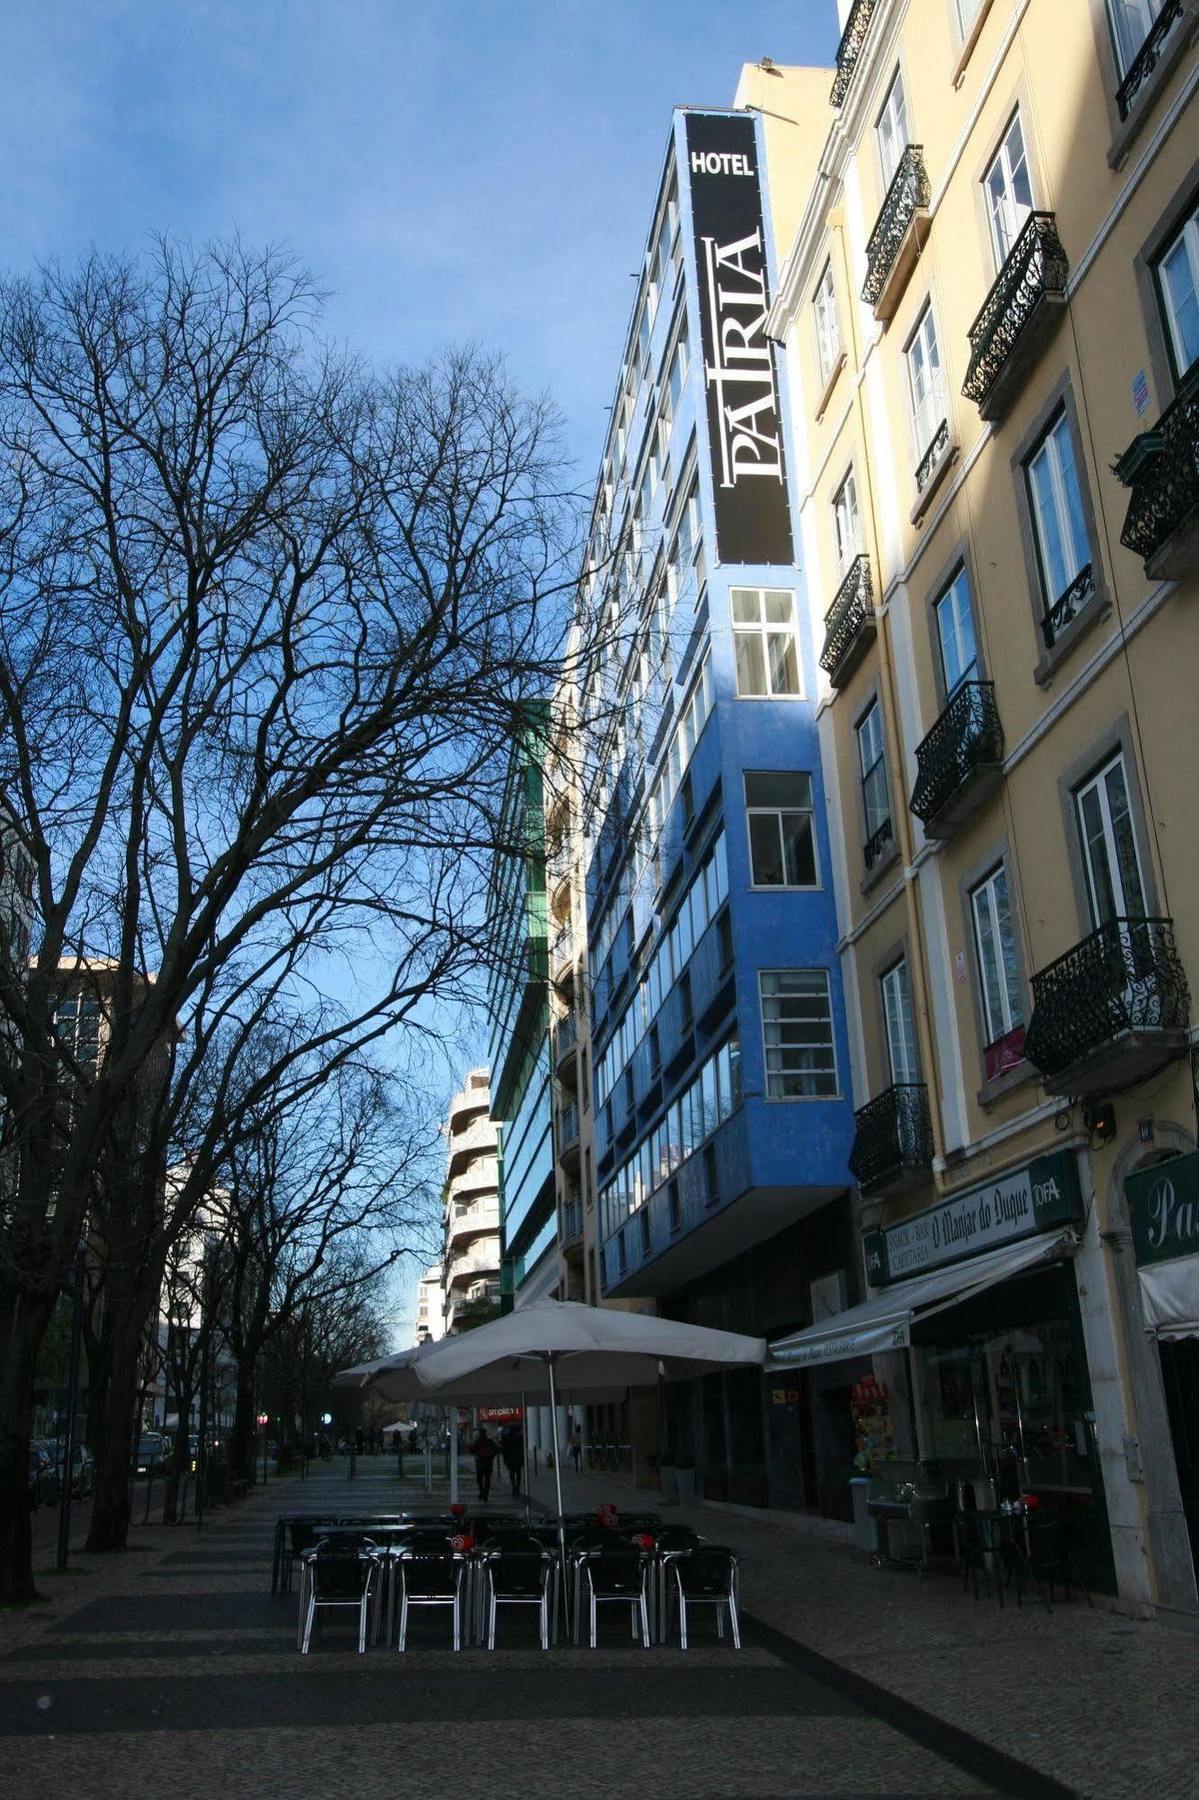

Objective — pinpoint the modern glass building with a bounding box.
[487,712,558,1311]
[578,96,861,1506]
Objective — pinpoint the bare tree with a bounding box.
[0,236,584,1600]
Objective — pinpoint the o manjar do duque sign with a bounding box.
[863,1151,1081,1287]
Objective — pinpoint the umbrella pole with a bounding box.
[448,1407,459,1508]
[546,1356,568,1637]
[520,1388,530,1520]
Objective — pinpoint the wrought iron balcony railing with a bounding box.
[1116,375,1199,573]
[862,146,931,312]
[1042,563,1096,650]
[909,681,1004,834]
[962,213,1069,420]
[830,0,878,108]
[863,815,895,873]
[551,921,574,972]
[555,1011,578,1063]
[915,419,950,495]
[820,554,875,687]
[848,1084,934,1195]
[1117,0,1184,119]
[1024,916,1190,1091]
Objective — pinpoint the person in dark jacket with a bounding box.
[500,1422,524,1498]
[472,1427,497,1502]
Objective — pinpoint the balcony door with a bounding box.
[934,566,978,700]
[983,112,1033,267]
[1075,753,1147,929]
[876,70,909,190]
[881,959,919,1087]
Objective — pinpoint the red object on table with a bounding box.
[596,1503,619,1527]
[449,1502,466,1517]
[1020,1493,1041,1511]
[632,1532,655,1549]
[449,1533,474,1552]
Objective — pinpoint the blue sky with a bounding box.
[1,1,840,1340]
[1,0,838,476]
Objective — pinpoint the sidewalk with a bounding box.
[524,1461,1199,1800]
[0,1455,1194,1798]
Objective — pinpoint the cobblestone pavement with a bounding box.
[0,1458,1193,1799]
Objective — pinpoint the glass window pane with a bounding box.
[764,591,794,625]
[767,632,800,695]
[735,633,767,696]
[749,813,784,885]
[745,772,813,808]
[781,812,817,886]
[731,588,761,623]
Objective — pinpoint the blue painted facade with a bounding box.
[584,110,856,1308]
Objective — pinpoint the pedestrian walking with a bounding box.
[472,1426,497,1502]
[570,1423,582,1473]
[500,1421,524,1498]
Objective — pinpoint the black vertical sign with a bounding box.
[684,112,793,567]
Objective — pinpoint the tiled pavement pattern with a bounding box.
[0,1461,1192,1799]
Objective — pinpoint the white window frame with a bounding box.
[876,67,909,191]
[1026,410,1091,610]
[759,969,839,1100]
[731,587,802,699]
[1106,0,1167,77]
[744,771,819,890]
[933,565,978,698]
[1074,752,1148,928]
[880,959,919,1087]
[905,303,945,466]
[813,260,841,388]
[1155,200,1199,383]
[857,700,890,840]
[983,110,1033,268]
[833,469,862,577]
[970,864,1024,1047]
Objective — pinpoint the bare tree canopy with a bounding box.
[0,235,582,1600]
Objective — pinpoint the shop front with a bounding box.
[1126,1151,1199,1581]
[770,1150,1117,1593]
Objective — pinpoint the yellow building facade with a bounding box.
[763,0,1199,1617]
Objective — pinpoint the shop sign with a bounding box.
[683,111,794,567]
[1127,1152,1199,1269]
[868,1151,1080,1286]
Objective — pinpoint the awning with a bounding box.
[1139,1254,1199,1341]
[768,1230,1078,1370]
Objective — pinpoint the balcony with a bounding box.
[556,1099,581,1168]
[830,0,878,108]
[554,1010,578,1076]
[1117,0,1185,119]
[848,1084,934,1197]
[961,213,1069,423]
[863,815,895,876]
[1024,916,1190,1098]
[909,681,1004,839]
[861,146,931,324]
[1116,375,1199,580]
[820,555,875,689]
[560,1195,583,1250]
[551,921,574,979]
[446,1198,500,1252]
[1041,562,1098,652]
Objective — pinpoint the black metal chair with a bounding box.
[669,1546,740,1649]
[396,1550,467,1652]
[579,1545,650,1649]
[298,1543,380,1653]
[958,1511,1009,1605]
[482,1547,555,1650]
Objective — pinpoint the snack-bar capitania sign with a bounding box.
[684,111,794,567]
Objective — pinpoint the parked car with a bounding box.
[134,1433,168,1476]
[56,1442,95,1498]
[28,1444,59,1508]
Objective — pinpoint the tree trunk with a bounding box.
[85,1311,148,1553]
[0,1285,53,1603]
[228,1366,257,1486]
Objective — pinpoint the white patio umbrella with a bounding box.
[411,1301,766,1572]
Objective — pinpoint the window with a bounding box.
[933,566,978,698]
[1026,410,1092,624]
[679,969,694,1034]
[954,0,985,33]
[760,970,838,1098]
[833,470,862,576]
[1074,753,1147,928]
[745,771,817,888]
[668,1179,681,1233]
[906,305,945,462]
[731,588,801,697]
[881,959,919,1086]
[984,112,1033,267]
[876,69,909,190]
[1155,198,1199,382]
[1107,0,1169,75]
[971,865,1024,1046]
[857,701,891,840]
[814,260,841,387]
[54,992,101,1074]
[639,1207,651,1256]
